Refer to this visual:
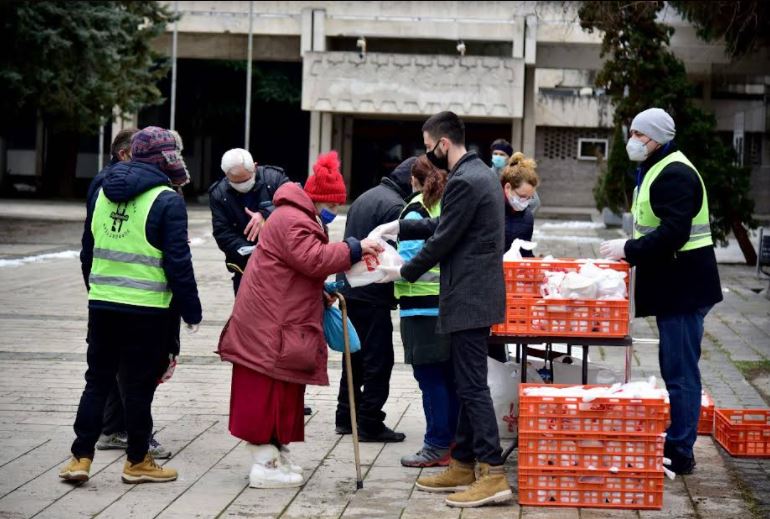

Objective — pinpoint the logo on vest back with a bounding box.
[102,201,136,239]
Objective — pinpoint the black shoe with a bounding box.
[358,426,406,443]
[304,406,312,415]
[335,424,352,435]
[665,443,696,475]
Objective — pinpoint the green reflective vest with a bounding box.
[88,185,173,308]
[394,193,441,300]
[632,150,713,251]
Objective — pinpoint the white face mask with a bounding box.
[508,193,530,211]
[626,138,649,162]
[229,175,255,193]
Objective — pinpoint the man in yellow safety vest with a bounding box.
[600,108,723,475]
[59,127,202,485]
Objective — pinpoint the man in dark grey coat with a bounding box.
[374,112,511,508]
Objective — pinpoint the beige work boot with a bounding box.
[415,458,476,492]
[59,457,92,482]
[445,463,513,508]
[122,454,177,484]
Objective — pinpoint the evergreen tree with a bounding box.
[0,1,175,196]
[580,1,757,263]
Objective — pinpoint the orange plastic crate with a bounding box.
[518,384,670,435]
[698,391,715,435]
[502,259,630,297]
[492,297,629,338]
[714,409,770,457]
[519,432,664,471]
[518,468,663,509]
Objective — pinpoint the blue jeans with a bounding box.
[657,305,712,458]
[412,360,459,450]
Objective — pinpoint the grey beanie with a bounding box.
[630,108,676,144]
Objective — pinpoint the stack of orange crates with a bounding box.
[492,259,631,338]
[517,384,669,510]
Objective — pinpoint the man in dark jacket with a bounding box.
[209,148,290,294]
[334,157,415,442]
[600,108,722,475]
[83,128,172,459]
[61,127,201,485]
[374,112,512,508]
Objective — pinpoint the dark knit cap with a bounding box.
[131,126,189,185]
[491,141,513,157]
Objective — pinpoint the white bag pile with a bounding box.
[540,259,627,300]
[522,376,669,404]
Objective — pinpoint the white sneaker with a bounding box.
[96,432,128,450]
[247,444,303,488]
[279,446,303,475]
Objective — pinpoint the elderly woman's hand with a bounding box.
[360,238,384,257]
[323,291,337,308]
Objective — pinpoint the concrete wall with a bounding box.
[302,52,525,117]
[536,94,613,128]
[534,126,612,208]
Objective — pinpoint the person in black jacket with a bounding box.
[334,157,415,442]
[600,108,722,475]
[373,112,512,508]
[82,128,173,459]
[62,127,201,484]
[209,148,290,294]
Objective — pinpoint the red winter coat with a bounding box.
[217,182,353,386]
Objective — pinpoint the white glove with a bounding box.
[159,354,177,384]
[185,323,200,334]
[599,239,627,260]
[375,265,403,283]
[368,220,400,242]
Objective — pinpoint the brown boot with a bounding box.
[445,463,512,508]
[122,454,177,484]
[59,457,92,482]
[415,458,476,492]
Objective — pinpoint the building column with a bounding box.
[521,15,537,158]
[511,119,523,152]
[304,8,328,176]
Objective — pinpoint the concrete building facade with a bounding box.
[5,1,769,211]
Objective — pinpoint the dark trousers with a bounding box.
[232,272,242,295]
[657,305,711,459]
[72,309,168,463]
[413,360,459,449]
[335,303,394,434]
[102,379,125,435]
[101,313,181,435]
[449,327,504,466]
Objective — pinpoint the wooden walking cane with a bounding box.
[335,292,364,490]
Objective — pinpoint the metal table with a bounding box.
[488,334,634,384]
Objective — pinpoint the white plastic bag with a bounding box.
[503,239,537,262]
[487,357,543,440]
[345,239,403,288]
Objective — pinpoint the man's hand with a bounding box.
[375,265,402,283]
[360,238,384,257]
[368,220,400,242]
[599,239,628,260]
[159,354,177,383]
[185,322,200,334]
[244,208,265,242]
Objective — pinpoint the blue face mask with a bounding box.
[491,155,507,170]
[319,207,337,225]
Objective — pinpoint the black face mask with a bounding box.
[426,139,449,171]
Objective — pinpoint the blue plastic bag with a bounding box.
[323,306,361,353]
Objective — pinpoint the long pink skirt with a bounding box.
[228,364,305,444]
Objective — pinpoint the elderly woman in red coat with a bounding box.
[217,151,381,489]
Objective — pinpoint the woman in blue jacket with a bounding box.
[395,155,457,467]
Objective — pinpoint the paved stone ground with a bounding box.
[0,199,768,518]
